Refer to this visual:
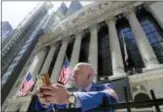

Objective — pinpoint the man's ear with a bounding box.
[88,74,92,80]
[87,74,91,79]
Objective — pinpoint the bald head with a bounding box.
[73,63,96,76]
[72,63,96,89]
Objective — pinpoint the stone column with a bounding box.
[106,17,126,80]
[70,32,82,68]
[18,48,47,112]
[40,45,56,74]
[89,24,98,82]
[66,32,82,88]
[2,48,47,112]
[5,95,32,112]
[19,98,32,111]
[124,6,160,71]
[145,2,163,30]
[51,41,68,83]
[5,102,20,112]
[19,48,47,94]
[29,48,47,80]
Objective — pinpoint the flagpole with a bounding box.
[121,31,128,67]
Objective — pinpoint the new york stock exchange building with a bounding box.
[2,1,163,112]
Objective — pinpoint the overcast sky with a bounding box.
[2,1,93,29]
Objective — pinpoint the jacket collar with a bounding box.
[79,82,96,92]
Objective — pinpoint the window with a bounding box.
[79,31,90,62]
[137,8,163,63]
[66,36,75,61]
[141,20,163,63]
[98,24,112,77]
[116,18,144,72]
[120,27,144,69]
[48,43,61,76]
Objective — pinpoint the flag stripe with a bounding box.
[58,57,72,85]
[21,81,34,96]
[20,73,34,96]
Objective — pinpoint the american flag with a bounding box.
[58,57,72,85]
[20,72,34,96]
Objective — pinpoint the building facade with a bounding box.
[1,21,14,43]
[2,1,163,112]
[1,2,53,106]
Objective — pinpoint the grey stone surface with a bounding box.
[51,41,68,83]
[125,6,159,70]
[70,32,82,68]
[89,24,98,82]
[148,2,163,30]
[106,17,126,78]
[129,68,163,99]
[40,45,56,74]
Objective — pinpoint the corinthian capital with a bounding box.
[89,22,100,31]
[123,5,136,19]
[105,16,117,25]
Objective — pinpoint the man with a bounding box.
[35,63,118,112]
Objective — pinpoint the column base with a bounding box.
[108,72,127,81]
[143,64,163,72]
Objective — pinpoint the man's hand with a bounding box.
[37,87,51,106]
[37,84,71,105]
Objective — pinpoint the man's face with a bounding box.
[72,66,90,89]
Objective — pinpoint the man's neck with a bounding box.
[80,82,93,91]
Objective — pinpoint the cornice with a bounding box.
[38,1,146,48]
